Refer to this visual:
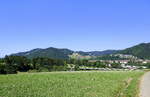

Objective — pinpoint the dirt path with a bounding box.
[140,72,150,97]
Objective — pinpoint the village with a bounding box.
[69,53,150,70]
[88,59,149,70]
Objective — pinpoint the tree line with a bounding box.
[0,56,69,74]
[0,55,117,74]
[1,55,150,74]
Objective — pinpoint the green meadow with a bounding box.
[0,71,144,97]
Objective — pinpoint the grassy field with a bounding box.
[0,71,144,97]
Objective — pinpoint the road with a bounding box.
[140,72,150,97]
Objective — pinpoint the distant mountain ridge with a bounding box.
[12,47,74,59]
[12,48,118,59]
[12,43,150,59]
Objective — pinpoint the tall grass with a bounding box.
[0,71,144,97]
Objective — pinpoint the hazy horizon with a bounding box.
[0,0,150,57]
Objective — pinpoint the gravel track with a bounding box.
[140,72,150,97]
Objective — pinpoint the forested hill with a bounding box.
[12,47,74,59]
[12,43,150,59]
[12,47,117,59]
[119,43,150,59]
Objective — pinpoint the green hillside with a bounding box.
[12,43,150,59]
[119,43,150,59]
[13,48,117,59]
[13,47,74,59]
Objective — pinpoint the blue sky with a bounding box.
[0,0,150,57]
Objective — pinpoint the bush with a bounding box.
[0,64,7,74]
[52,65,66,71]
[4,64,17,74]
[28,69,39,73]
[38,67,49,72]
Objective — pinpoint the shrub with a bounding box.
[38,67,49,72]
[28,69,39,73]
